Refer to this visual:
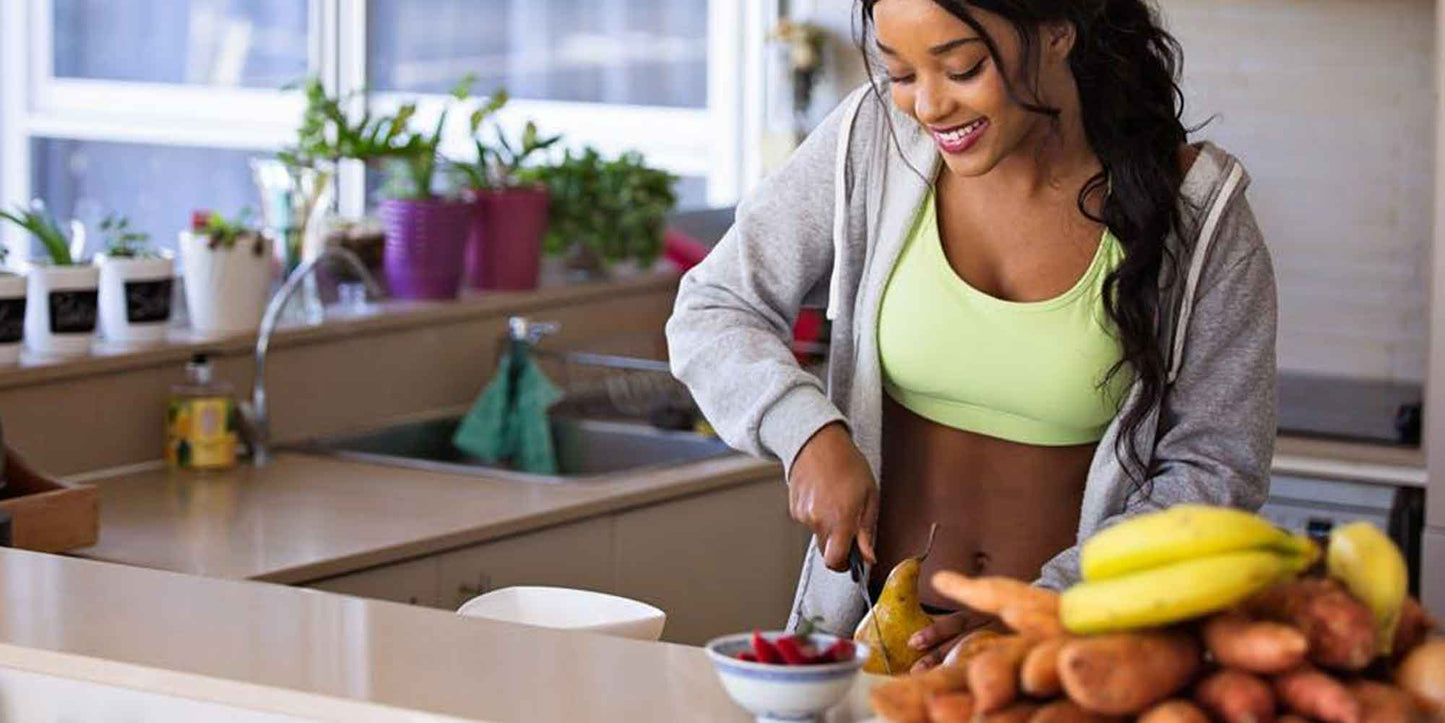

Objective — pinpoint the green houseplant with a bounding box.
[520,148,677,278]
[179,209,273,338]
[0,203,99,358]
[450,87,562,291]
[376,75,477,300]
[95,214,174,348]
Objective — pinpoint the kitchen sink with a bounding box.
[296,414,735,481]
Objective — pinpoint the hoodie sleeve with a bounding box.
[1037,196,1278,590]
[665,90,869,477]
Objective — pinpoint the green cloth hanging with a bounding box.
[452,340,562,475]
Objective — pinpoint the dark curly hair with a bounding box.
[856,0,1191,483]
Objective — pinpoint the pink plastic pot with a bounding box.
[381,198,472,300]
[465,187,550,291]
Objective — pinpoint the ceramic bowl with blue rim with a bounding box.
[704,631,870,723]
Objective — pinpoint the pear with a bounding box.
[855,524,938,675]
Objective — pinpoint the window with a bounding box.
[1,0,764,262]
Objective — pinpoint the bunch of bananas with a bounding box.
[1061,505,1319,634]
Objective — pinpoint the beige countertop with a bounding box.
[0,547,876,722]
[69,451,779,584]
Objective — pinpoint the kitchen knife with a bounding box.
[849,544,892,674]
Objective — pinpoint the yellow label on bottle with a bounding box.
[166,397,238,470]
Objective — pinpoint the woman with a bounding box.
[667,0,1276,670]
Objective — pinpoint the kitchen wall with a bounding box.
[797,0,1434,384]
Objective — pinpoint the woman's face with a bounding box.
[872,0,1064,178]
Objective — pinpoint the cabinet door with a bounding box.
[613,478,805,645]
[307,556,441,608]
[436,517,614,612]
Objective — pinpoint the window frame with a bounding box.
[2,0,766,259]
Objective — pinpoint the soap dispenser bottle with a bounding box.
[165,353,239,470]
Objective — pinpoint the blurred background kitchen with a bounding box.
[0,0,1440,620]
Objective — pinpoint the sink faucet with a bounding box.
[244,248,385,466]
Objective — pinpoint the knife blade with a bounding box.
[849,545,892,675]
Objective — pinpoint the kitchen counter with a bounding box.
[0,546,875,722]
[69,451,778,584]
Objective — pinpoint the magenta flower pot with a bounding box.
[380,198,472,300]
[465,187,550,292]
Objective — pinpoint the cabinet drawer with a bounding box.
[437,517,613,611]
[307,556,441,608]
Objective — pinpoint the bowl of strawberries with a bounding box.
[704,625,871,722]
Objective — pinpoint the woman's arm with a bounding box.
[666,89,867,474]
[1037,198,1278,590]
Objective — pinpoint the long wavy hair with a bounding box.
[857,0,1190,484]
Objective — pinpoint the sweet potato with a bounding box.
[1274,666,1362,723]
[1351,680,1427,723]
[870,675,929,723]
[1021,637,1069,697]
[1139,700,1212,723]
[933,572,1060,616]
[969,635,1037,713]
[1203,611,1310,674]
[919,658,970,695]
[1058,631,1203,715]
[1392,598,1437,660]
[1394,637,1445,719]
[1277,716,1312,723]
[1246,578,1376,671]
[925,691,975,723]
[1029,699,1121,723]
[942,628,1004,669]
[1195,668,1277,723]
[976,701,1042,723]
[1004,605,1068,637]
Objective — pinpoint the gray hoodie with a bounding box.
[666,85,1277,635]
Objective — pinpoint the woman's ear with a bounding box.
[1043,20,1077,61]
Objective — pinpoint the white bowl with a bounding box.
[456,586,666,641]
[705,631,870,723]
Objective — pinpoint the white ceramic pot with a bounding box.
[97,254,175,349]
[24,264,99,359]
[0,273,26,365]
[179,231,274,338]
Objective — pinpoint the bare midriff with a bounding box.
[872,394,1094,611]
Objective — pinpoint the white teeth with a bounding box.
[939,119,985,144]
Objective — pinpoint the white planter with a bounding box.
[97,254,175,349]
[24,265,99,359]
[179,231,274,338]
[0,273,26,365]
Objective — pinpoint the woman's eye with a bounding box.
[948,59,987,82]
[887,72,916,85]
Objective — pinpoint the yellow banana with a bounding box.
[1062,548,1312,635]
[1327,521,1408,654]
[1080,504,1307,581]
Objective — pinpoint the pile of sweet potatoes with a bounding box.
[870,576,1444,723]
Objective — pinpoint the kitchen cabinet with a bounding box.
[436,517,614,612]
[613,478,806,645]
[300,477,807,642]
[308,556,441,608]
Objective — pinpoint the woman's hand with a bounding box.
[787,423,879,572]
[908,611,992,672]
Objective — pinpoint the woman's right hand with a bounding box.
[787,423,880,573]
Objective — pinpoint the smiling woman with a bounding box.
[667,0,1277,672]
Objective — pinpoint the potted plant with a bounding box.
[451,88,561,291]
[178,210,273,338]
[377,76,477,300]
[0,244,25,365]
[520,148,678,279]
[95,214,174,349]
[0,204,98,359]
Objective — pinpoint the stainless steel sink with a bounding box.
[296,414,735,481]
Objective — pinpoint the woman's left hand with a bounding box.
[907,611,989,672]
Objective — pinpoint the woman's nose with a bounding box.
[914,77,955,126]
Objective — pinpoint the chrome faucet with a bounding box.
[244,248,385,466]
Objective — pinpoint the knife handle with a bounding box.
[847,545,867,584]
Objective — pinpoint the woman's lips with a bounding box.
[931,118,989,154]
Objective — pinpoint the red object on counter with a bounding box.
[190,210,212,232]
[751,630,784,664]
[664,229,710,272]
[738,632,855,666]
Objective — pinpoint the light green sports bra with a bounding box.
[878,187,1133,446]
